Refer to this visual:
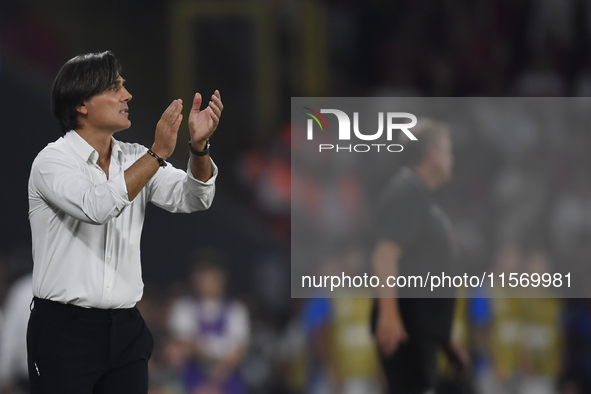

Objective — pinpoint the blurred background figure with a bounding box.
[0,273,32,394]
[371,120,469,394]
[561,298,591,394]
[476,246,526,394]
[476,246,562,394]
[168,250,250,394]
[147,334,190,394]
[0,248,32,394]
[298,245,382,394]
[517,249,562,394]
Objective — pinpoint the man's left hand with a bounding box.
[188,90,223,150]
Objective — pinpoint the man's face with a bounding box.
[192,268,225,300]
[78,76,132,133]
[429,134,454,184]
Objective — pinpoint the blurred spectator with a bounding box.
[299,246,382,394]
[477,246,525,394]
[148,335,188,394]
[527,0,575,53]
[477,247,563,394]
[168,251,250,394]
[517,249,562,394]
[0,274,31,394]
[561,299,591,393]
[277,310,308,393]
[512,50,567,96]
[492,152,550,246]
[549,174,591,257]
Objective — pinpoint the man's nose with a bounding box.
[123,88,132,102]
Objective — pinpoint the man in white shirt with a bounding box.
[27,50,223,394]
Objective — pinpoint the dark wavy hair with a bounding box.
[51,51,121,134]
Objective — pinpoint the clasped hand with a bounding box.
[152,90,223,159]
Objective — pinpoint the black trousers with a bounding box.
[378,338,439,394]
[371,302,441,394]
[27,297,154,394]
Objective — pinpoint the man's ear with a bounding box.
[76,102,88,115]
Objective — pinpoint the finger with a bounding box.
[211,108,219,121]
[210,95,222,110]
[168,98,182,112]
[163,99,182,124]
[205,107,219,129]
[210,110,219,128]
[211,93,223,111]
[171,98,183,115]
[171,113,183,133]
[192,93,202,112]
[383,339,396,356]
[378,334,394,356]
[209,101,222,118]
[161,100,176,119]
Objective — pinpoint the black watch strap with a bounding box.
[188,139,210,156]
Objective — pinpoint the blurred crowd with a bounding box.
[4,0,591,393]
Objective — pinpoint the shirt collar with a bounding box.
[402,166,430,194]
[110,138,124,164]
[65,130,124,164]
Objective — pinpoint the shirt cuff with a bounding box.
[186,157,218,186]
[108,171,131,214]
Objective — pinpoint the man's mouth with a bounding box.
[120,108,129,114]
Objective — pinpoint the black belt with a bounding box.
[32,297,137,320]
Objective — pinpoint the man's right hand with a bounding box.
[372,241,407,355]
[375,306,408,356]
[152,99,183,160]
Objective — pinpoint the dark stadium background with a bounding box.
[2,1,591,393]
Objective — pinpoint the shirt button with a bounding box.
[108,255,112,260]
[107,285,111,289]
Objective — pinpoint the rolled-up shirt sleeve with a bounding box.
[29,150,131,225]
[147,157,218,213]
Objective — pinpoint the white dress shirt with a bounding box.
[28,131,217,309]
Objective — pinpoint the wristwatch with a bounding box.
[188,139,210,156]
